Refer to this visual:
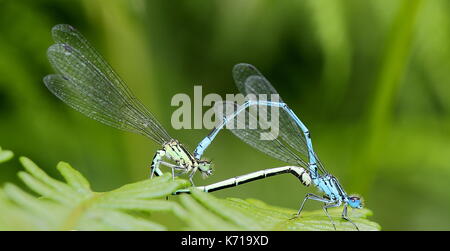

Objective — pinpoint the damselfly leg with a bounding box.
[292,193,337,230]
[293,193,359,230]
[342,203,359,230]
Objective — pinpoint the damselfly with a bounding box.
[43,24,213,184]
[190,63,363,230]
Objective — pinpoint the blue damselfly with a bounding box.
[189,63,363,230]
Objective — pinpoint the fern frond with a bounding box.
[0,146,14,163]
[0,155,381,230]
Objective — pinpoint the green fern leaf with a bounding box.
[0,155,381,231]
[0,146,14,163]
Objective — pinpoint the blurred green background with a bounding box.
[0,0,449,230]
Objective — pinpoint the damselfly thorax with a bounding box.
[314,174,347,201]
[151,139,212,184]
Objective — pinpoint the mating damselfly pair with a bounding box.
[44,24,363,230]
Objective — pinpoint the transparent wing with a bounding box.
[233,64,307,154]
[231,63,328,174]
[232,63,281,99]
[245,75,309,157]
[44,25,171,144]
[215,101,308,168]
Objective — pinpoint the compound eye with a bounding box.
[350,196,359,202]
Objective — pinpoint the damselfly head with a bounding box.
[348,195,363,209]
[198,160,213,178]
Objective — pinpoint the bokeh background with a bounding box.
[0,0,449,230]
